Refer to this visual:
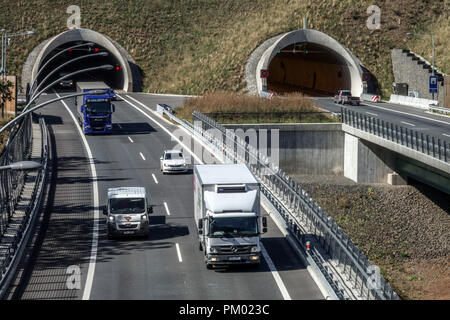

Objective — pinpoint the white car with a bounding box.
[160,150,189,173]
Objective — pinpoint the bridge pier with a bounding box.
[343,132,407,185]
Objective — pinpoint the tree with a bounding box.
[0,79,13,118]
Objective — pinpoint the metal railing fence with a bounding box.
[341,107,449,163]
[0,115,48,295]
[190,109,399,300]
[0,114,32,235]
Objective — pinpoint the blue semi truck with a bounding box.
[76,82,115,134]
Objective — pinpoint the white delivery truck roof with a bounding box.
[107,187,146,199]
[195,164,258,185]
[204,190,258,213]
[77,81,110,90]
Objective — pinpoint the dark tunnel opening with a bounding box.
[267,43,352,97]
[36,41,125,93]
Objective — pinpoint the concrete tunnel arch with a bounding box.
[22,28,141,93]
[246,29,373,97]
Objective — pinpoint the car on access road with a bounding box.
[334,90,360,106]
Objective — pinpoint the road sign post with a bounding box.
[429,75,438,100]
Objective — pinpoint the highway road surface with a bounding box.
[6,91,324,300]
[312,97,450,142]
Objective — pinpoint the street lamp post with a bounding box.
[0,160,43,171]
[0,85,111,136]
[29,51,108,103]
[28,42,95,98]
[1,29,34,117]
[24,64,113,114]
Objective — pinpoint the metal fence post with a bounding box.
[432,136,436,158]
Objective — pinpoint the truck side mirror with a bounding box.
[112,104,115,112]
[102,207,107,215]
[198,218,203,234]
[160,157,163,161]
[80,105,84,113]
[262,217,267,233]
[148,206,153,214]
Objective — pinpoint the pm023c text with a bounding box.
[223,304,270,316]
[178,304,270,318]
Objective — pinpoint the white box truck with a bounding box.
[194,164,267,269]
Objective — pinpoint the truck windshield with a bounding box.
[110,198,145,214]
[341,91,351,96]
[209,216,258,237]
[86,102,111,114]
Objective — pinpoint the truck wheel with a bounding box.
[206,263,213,270]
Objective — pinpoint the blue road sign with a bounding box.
[429,75,438,94]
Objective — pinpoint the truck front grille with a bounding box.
[215,245,252,254]
[90,118,107,130]
[117,223,139,230]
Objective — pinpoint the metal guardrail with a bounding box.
[428,105,450,116]
[158,105,398,300]
[191,110,399,300]
[0,115,33,235]
[341,107,449,163]
[0,115,49,298]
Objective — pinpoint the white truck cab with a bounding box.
[103,187,152,239]
[194,164,267,269]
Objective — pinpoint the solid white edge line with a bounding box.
[139,152,146,161]
[119,93,293,300]
[362,101,450,126]
[126,95,178,127]
[260,244,291,300]
[54,92,99,301]
[117,94,203,164]
[260,200,329,300]
[152,173,159,184]
[175,243,183,262]
[163,201,170,216]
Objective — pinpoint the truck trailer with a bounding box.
[194,163,267,269]
[76,81,115,134]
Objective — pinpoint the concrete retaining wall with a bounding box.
[389,94,437,109]
[391,49,445,107]
[224,123,344,175]
[223,123,413,185]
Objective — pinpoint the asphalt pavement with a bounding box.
[312,97,450,142]
[9,91,324,300]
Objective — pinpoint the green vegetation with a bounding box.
[0,0,447,98]
[176,92,338,124]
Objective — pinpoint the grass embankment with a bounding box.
[299,180,450,300]
[176,92,338,124]
[0,1,447,99]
